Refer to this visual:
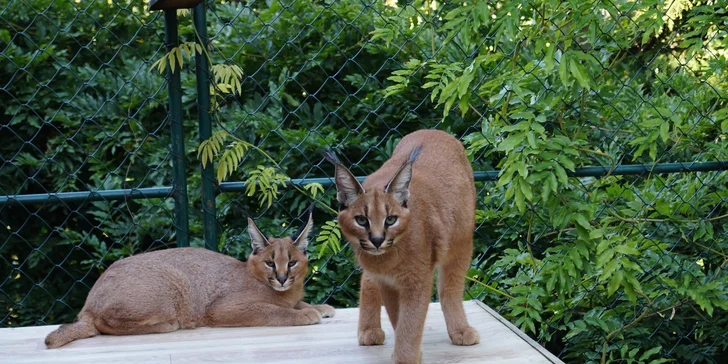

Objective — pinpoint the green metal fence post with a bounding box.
[164,9,190,247]
[193,3,217,251]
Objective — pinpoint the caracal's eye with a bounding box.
[265,261,275,268]
[288,260,297,268]
[355,215,369,226]
[385,215,398,226]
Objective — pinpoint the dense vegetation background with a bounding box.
[1,0,727,363]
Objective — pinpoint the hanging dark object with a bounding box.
[148,0,203,11]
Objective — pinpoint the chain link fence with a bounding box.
[2,0,727,363]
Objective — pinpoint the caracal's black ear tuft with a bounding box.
[292,204,315,253]
[407,144,423,164]
[385,145,422,207]
[323,149,342,165]
[323,149,364,210]
[247,218,270,255]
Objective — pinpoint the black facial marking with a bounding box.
[402,200,408,208]
[339,202,347,211]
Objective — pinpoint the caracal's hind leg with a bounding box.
[95,307,181,336]
[98,319,180,335]
[437,240,480,346]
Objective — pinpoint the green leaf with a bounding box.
[517,161,528,178]
[175,47,183,70]
[598,252,618,277]
[304,183,325,199]
[614,245,640,256]
[519,179,533,201]
[659,121,669,142]
[629,347,640,358]
[511,111,535,119]
[556,155,576,171]
[623,281,637,302]
[498,133,524,152]
[545,42,556,72]
[589,229,604,239]
[639,346,662,361]
[569,59,590,90]
[620,257,643,272]
[607,270,623,296]
[531,122,545,134]
[540,178,551,202]
[422,81,439,89]
[459,93,471,117]
[553,163,569,185]
[574,214,591,230]
[569,248,582,269]
[514,187,526,212]
[558,54,570,86]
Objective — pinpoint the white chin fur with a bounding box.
[272,284,290,291]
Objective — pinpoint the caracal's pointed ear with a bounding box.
[324,149,364,210]
[247,218,270,255]
[292,204,315,254]
[385,145,422,208]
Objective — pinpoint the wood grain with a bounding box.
[0,301,562,364]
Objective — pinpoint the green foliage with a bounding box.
[2,0,727,363]
[315,220,343,256]
[381,0,728,362]
[244,166,289,208]
[304,183,325,199]
[150,42,203,74]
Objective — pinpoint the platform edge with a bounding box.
[471,300,564,364]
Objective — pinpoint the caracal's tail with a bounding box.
[44,313,98,349]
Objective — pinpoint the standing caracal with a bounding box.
[45,210,334,348]
[326,129,479,364]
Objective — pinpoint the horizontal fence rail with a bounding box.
[3,162,727,205]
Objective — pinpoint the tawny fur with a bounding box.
[327,129,479,364]
[44,212,334,349]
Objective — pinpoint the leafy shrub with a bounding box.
[1,0,726,363]
[383,0,728,362]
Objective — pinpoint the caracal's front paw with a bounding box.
[358,328,385,346]
[314,304,335,318]
[297,308,322,325]
[392,350,422,364]
[450,326,480,346]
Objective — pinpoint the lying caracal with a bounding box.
[326,130,479,364]
[45,209,334,348]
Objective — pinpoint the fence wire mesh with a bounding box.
[2,0,728,363]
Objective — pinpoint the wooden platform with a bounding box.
[1,301,562,364]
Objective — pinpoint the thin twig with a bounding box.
[574,146,616,176]
[465,276,515,299]
[609,210,728,224]
[526,203,539,272]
